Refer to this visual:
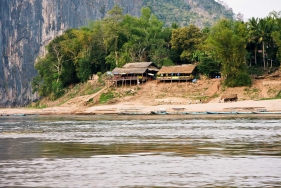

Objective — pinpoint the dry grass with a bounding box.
[37,81,104,108]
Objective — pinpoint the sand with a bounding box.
[1,99,281,115]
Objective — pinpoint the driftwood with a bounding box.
[221,94,238,102]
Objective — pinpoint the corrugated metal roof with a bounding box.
[157,64,196,74]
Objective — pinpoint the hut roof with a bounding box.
[123,62,154,68]
[112,67,148,74]
[221,94,238,99]
[112,62,159,74]
[157,64,196,74]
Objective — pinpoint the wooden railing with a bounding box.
[157,76,194,80]
[108,76,149,81]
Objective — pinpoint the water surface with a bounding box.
[0,115,281,187]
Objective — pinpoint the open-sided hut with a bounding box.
[157,64,197,82]
[110,62,159,87]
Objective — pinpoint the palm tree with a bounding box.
[248,17,276,69]
[264,16,278,68]
[258,17,276,69]
[247,17,260,65]
[271,13,281,66]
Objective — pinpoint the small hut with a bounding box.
[220,94,238,102]
[157,64,197,82]
[110,62,159,87]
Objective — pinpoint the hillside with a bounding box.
[36,70,281,113]
[144,0,234,28]
[107,76,281,106]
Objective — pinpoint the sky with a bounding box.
[220,0,281,20]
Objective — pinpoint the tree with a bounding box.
[171,25,203,63]
[206,19,251,86]
[272,31,281,65]
[33,56,54,97]
[247,17,260,65]
[259,18,271,69]
[32,6,175,99]
[77,57,93,82]
[197,55,221,77]
[271,14,281,67]
[117,7,169,67]
[103,5,127,67]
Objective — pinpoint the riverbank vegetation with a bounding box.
[32,5,281,100]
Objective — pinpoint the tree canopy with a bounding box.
[32,6,281,99]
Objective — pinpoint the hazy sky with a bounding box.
[220,0,281,20]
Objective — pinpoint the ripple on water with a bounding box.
[0,116,281,187]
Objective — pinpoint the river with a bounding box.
[0,115,281,187]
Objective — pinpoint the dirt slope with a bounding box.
[109,79,221,105]
[106,76,281,106]
[53,72,281,109]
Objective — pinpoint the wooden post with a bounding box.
[170,74,172,87]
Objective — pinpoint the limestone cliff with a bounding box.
[0,0,142,107]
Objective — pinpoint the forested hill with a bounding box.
[143,0,234,28]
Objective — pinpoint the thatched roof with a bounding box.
[112,67,148,74]
[123,62,154,68]
[112,62,159,74]
[221,94,238,99]
[157,64,196,74]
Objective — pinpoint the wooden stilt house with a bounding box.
[109,62,159,87]
[157,64,197,82]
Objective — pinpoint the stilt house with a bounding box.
[110,62,159,87]
[157,64,197,82]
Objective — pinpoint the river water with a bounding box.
[0,115,281,187]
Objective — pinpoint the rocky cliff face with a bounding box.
[0,0,142,107]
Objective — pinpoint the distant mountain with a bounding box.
[0,0,234,107]
[143,0,234,28]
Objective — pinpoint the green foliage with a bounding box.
[85,87,103,95]
[272,31,281,64]
[224,71,252,87]
[33,4,281,100]
[33,56,55,97]
[244,87,260,100]
[99,92,115,103]
[142,0,233,27]
[77,57,92,82]
[171,25,203,63]
[51,81,65,100]
[276,90,281,98]
[87,98,94,103]
[30,101,47,109]
[97,72,103,83]
[31,76,41,94]
[197,56,220,77]
[247,66,264,76]
[206,19,252,86]
[162,58,175,66]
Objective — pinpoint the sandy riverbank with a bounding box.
[1,99,281,116]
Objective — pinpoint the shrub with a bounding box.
[99,92,114,103]
[224,72,252,87]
